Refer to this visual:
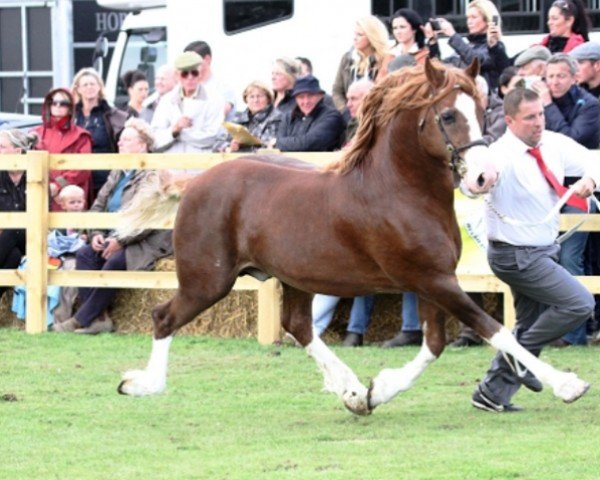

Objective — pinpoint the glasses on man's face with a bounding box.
[51,100,71,108]
[180,69,200,79]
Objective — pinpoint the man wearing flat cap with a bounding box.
[273,75,344,151]
[570,42,600,99]
[514,45,551,77]
[151,51,224,153]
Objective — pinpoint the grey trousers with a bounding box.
[479,242,594,405]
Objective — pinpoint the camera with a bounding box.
[491,15,499,25]
[429,18,441,31]
[523,76,542,89]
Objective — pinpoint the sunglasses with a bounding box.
[180,69,200,79]
[51,100,71,107]
[552,0,571,12]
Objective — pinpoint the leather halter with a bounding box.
[419,87,487,178]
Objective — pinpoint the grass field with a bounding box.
[0,329,598,480]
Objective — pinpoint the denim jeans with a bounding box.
[74,244,127,327]
[559,204,590,345]
[401,292,421,331]
[312,294,375,336]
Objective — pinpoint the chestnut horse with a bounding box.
[117,59,589,414]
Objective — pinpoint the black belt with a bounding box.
[488,240,514,248]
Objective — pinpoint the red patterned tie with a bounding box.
[527,147,587,212]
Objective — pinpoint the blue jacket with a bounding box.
[276,100,345,152]
[544,85,600,149]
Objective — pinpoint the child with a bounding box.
[52,184,88,323]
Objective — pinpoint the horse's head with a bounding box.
[419,58,488,186]
[326,59,489,181]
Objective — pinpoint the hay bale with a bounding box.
[111,258,257,337]
[0,253,503,343]
[106,257,504,343]
[0,291,23,329]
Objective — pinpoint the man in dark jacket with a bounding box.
[538,53,600,149]
[274,75,344,152]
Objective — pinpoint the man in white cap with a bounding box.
[151,51,224,153]
[570,42,600,99]
[514,45,552,77]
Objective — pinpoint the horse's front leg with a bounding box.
[489,327,590,403]
[368,299,442,408]
[281,284,370,415]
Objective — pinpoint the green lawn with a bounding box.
[0,330,598,479]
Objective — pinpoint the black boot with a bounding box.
[342,332,363,347]
[382,330,422,348]
[450,336,482,347]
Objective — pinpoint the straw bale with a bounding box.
[111,258,257,337]
[0,292,23,329]
[0,253,503,343]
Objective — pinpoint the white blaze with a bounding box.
[455,92,489,186]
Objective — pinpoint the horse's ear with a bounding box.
[424,57,446,89]
[464,58,480,80]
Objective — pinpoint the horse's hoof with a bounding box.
[554,373,591,403]
[117,369,165,397]
[342,389,372,416]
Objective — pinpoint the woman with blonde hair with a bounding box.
[332,15,394,112]
[271,57,300,114]
[436,0,510,91]
[71,67,127,197]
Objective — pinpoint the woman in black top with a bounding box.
[0,129,37,301]
[71,68,127,197]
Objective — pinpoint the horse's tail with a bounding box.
[116,171,188,240]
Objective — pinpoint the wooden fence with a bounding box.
[2,150,600,344]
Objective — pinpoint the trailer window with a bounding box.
[115,28,167,109]
[224,0,293,34]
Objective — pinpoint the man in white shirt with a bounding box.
[463,88,598,412]
[151,51,224,153]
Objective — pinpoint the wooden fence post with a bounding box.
[257,278,282,344]
[25,151,49,333]
[503,289,516,330]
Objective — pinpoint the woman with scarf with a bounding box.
[32,88,92,211]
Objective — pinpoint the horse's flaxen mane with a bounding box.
[326,60,479,175]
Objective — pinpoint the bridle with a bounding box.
[419,87,487,178]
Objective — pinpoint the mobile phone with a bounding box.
[429,18,441,31]
[491,15,499,25]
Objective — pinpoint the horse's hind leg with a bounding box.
[368,298,444,409]
[281,284,370,415]
[118,279,234,397]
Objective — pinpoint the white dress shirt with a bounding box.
[486,129,600,246]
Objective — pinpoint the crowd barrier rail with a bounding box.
[2,150,600,344]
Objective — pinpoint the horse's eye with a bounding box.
[440,110,456,124]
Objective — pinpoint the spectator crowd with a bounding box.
[1,0,600,360]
